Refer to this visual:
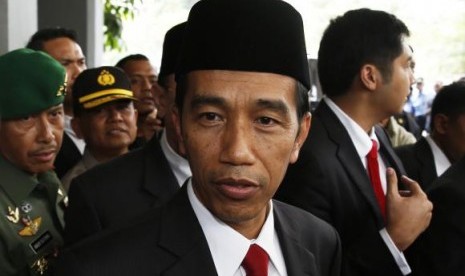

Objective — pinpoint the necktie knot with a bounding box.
[367,139,378,159]
[242,244,269,276]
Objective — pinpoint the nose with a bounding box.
[219,118,256,166]
[107,107,124,122]
[142,78,152,91]
[37,116,55,144]
[69,62,86,82]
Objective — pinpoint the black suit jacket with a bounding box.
[54,133,82,178]
[395,137,438,190]
[406,157,465,276]
[64,136,180,245]
[275,101,407,276]
[54,184,341,276]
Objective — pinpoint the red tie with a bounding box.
[367,139,386,220]
[242,244,269,276]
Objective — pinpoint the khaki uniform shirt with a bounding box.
[0,156,67,275]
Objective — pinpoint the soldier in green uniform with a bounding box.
[0,49,68,275]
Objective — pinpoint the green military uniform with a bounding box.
[0,156,67,275]
[0,48,68,275]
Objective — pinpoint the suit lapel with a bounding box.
[375,126,407,180]
[158,185,218,276]
[142,136,180,201]
[274,204,317,276]
[316,102,384,225]
[415,137,437,181]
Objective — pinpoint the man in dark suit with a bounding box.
[395,81,465,190]
[54,0,341,275]
[63,23,190,245]
[27,27,87,178]
[275,9,432,276]
[405,156,465,276]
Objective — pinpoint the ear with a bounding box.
[360,64,380,91]
[433,114,449,135]
[289,112,311,164]
[71,117,84,139]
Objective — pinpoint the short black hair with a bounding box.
[430,81,465,130]
[115,54,149,70]
[26,27,78,51]
[318,8,410,98]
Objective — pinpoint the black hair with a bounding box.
[430,81,465,130]
[115,54,149,70]
[318,8,410,98]
[26,27,78,50]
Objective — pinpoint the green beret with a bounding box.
[0,48,67,119]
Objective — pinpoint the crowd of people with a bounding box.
[0,0,464,275]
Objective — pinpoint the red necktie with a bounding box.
[242,244,269,276]
[367,139,386,220]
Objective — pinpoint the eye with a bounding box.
[51,109,63,117]
[201,112,221,121]
[256,116,276,126]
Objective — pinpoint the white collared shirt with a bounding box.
[324,97,411,275]
[159,130,191,186]
[64,115,85,154]
[187,180,287,276]
[425,135,451,176]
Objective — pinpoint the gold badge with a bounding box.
[32,256,48,275]
[56,73,68,97]
[19,216,42,236]
[97,70,116,86]
[6,206,20,223]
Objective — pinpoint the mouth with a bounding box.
[140,97,155,105]
[107,127,128,136]
[214,177,260,200]
[30,149,56,163]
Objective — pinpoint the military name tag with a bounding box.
[29,230,53,254]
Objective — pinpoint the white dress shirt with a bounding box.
[159,130,191,186]
[324,97,411,275]
[64,115,85,154]
[425,135,451,176]
[187,180,287,276]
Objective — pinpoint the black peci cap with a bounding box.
[176,0,310,90]
[72,66,136,115]
[159,22,186,83]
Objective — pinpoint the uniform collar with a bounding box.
[0,154,40,206]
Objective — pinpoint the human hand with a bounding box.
[138,108,163,141]
[385,167,433,251]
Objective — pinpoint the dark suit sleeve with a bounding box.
[276,151,404,276]
[64,177,103,245]
[407,179,465,276]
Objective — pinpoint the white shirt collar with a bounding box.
[425,135,451,176]
[324,97,377,160]
[64,115,85,154]
[159,130,191,186]
[187,180,286,276]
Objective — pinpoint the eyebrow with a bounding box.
[190,94,290,115]
[256,98,290,115]
[190,95,226,110]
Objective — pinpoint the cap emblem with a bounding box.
[97,70,115,86]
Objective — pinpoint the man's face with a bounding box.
[122,60,162,115]
[377,41,415,116]
[0,105,64,174]
[42,37,86,113]
[73,101,138,159]
[177,70,310,236]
